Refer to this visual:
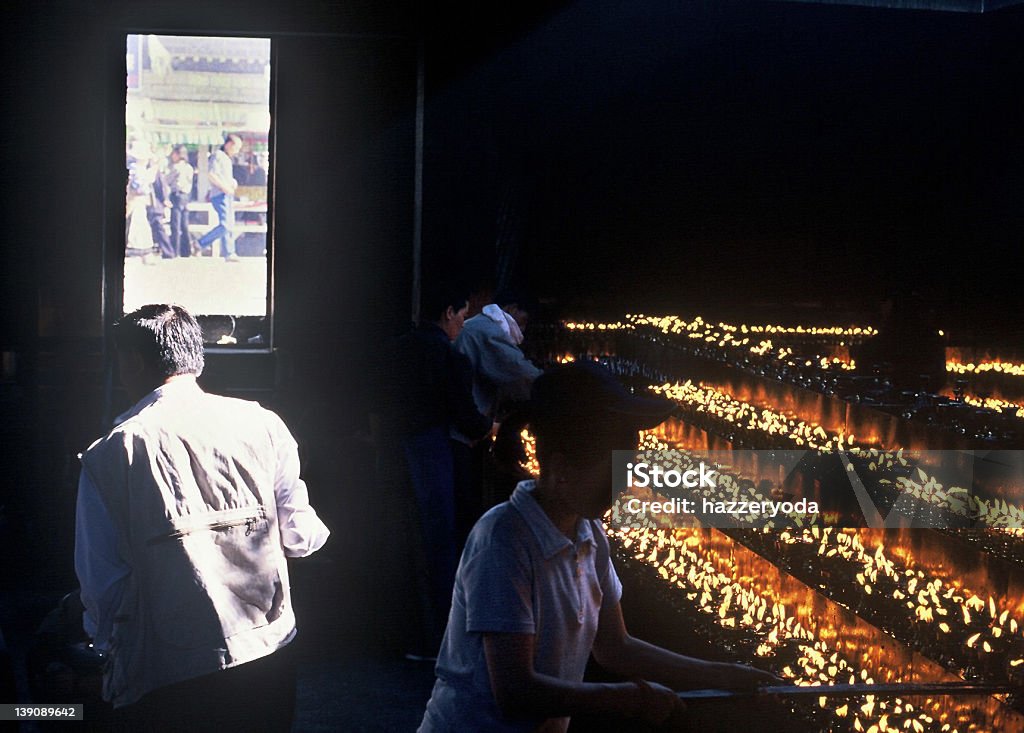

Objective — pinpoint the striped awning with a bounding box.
[126,97,270,146]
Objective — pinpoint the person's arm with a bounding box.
[483,632,683,725]
[74,465,129,651]
[207,170,235,197]
[207,152,236,197]
[446,349,492,442]
[464,523,683,727]
[179,162,195,197]
[162,166,175,201]
[592,600,779,691]
[273,417,330,557]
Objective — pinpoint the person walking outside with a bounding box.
[197,133,242,261]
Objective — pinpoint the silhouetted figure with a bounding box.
[387,282,494,658]
[854,292,946,394]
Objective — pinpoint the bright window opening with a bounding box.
[124,34,272,346]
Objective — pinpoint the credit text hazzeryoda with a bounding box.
[621,461,820,517]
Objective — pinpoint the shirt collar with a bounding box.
[510,480,596,560]
[113,378,202,426]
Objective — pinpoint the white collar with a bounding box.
[113,378,201,425]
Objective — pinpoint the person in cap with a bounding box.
[418,362,776,732]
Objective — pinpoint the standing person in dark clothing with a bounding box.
[145,153,175,259]
[389,282,496,659]
[165,145,194,257]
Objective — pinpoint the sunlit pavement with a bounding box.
[123,254,268,316]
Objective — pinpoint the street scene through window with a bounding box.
[124,34,272,345]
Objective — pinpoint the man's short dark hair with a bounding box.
[421,281,469,323]
[172,144,189,157]
[115,304,205,378]
[223,133,242,150]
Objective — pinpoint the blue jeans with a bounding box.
[169,192,190,257]
[198,193,235,257]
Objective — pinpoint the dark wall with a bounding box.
[419,1,1024,333]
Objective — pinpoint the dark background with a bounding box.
[2,0,1023,674]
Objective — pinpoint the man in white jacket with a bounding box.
[75,303,330,731]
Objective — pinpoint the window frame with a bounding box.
[110,30,278,354]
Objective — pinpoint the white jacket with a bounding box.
[77,379,329,707]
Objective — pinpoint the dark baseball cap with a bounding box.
[529,361,675,431]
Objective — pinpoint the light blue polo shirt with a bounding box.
[419,480,623,733]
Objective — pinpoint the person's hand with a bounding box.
[716,663,782,690]
[633,679,686,727]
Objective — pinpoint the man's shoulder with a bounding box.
[81,429,122,460]
[395,327,450,369]
[104,390,282,438]
[407,325,449,351]
[461,314,498,334]
[82,393,290,474]
[197,392,288,428]
[81,416,148,467]
[456,316,500,347]
[586,518,613,553]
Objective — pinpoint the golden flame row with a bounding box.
[947,361,1024,378]
[608,517,964,733]
[627,314,877,340]
[959,394,1024,419]
[563,315,867,373]
[648,381,1024,532]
